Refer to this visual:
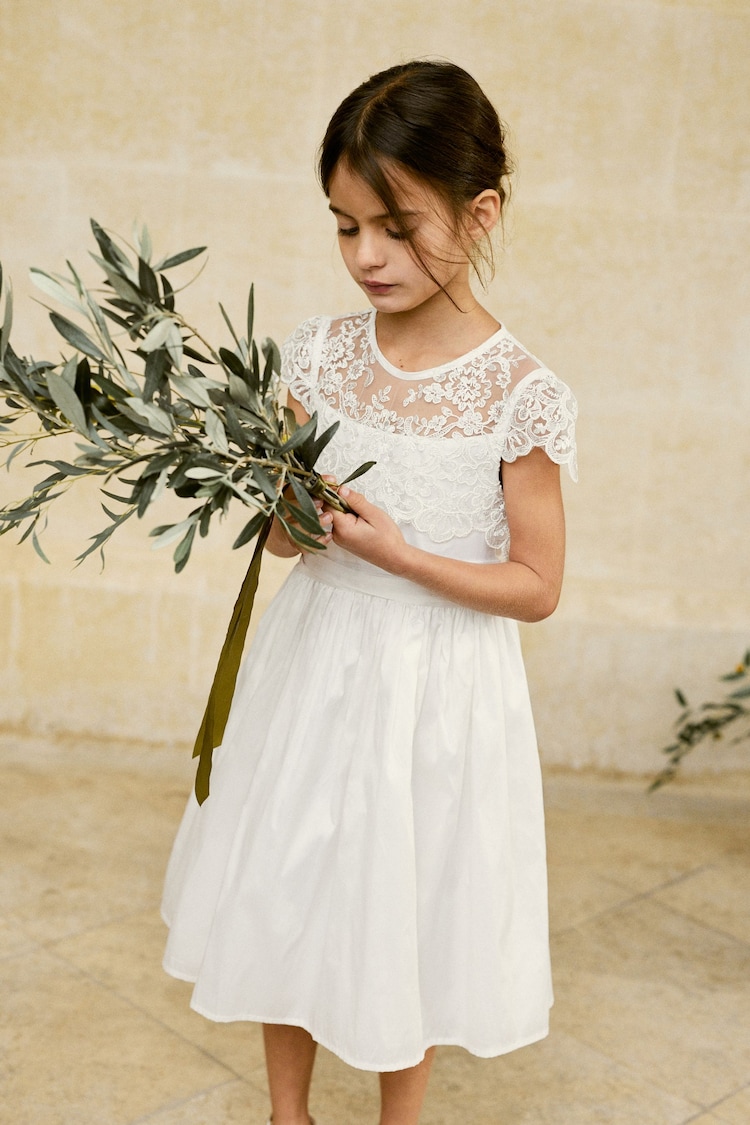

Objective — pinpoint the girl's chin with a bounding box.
[363,288,453,316]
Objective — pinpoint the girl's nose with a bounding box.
[355,230,386,270]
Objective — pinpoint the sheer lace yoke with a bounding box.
[281,311,577,554]
[301,310,549,438]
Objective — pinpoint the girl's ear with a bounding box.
[466,189,501,241]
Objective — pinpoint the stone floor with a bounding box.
[1,733,749,1125]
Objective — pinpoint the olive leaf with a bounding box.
[45,372,88,434]
[30,269,85,315]
[49,311,108,363]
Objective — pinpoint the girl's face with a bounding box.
[327,162,473,315]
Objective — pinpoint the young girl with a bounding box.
[162,59,577,1125]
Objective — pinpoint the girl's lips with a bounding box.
[362,281,394,293]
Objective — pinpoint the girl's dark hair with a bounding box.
[318,59,513,284]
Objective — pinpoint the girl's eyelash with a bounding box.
[336,226,412,241]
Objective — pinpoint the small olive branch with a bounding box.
[0,220,374,803]
[0,218,373,571]
[650,650,750,791]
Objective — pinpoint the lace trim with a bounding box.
[281,316,577,553]
[498,370,579,483]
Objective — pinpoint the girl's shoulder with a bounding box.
[280,311,372,391]
[280,312,359,374]
[282,310,370,346]
[280,314,329,369]
[483,325,577,479]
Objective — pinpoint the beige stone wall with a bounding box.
[1,0,748,774]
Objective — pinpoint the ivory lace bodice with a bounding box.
[281,310,577,561]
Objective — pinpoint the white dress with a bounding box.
[161,310,578,1072]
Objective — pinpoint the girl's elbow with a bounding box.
[525,598,558,623]
[521,580,562,623]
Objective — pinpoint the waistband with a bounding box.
[299,549,457,609]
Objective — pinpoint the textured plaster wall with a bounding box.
[1,0,748,774]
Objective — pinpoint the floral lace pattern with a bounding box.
[281,313,577,555]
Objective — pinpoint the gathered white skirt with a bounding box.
[161,544,552,1071]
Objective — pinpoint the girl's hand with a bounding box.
[327,485,409,573]
[303,497,334,550]
[265,493,333,558]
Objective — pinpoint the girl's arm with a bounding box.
[328,447,566,622]
[265,392,333,558]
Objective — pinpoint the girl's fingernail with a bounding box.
[339,486,350,498]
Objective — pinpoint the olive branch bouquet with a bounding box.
[0,220,373,802]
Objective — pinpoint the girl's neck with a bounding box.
[373,293,500,373]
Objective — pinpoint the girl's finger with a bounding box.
[337,486,375,519]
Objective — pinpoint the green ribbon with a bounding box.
[192,516,273,804]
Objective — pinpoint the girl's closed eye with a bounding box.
[337,225,411,241]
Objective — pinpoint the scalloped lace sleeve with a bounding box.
[500,369,578,481]
[280,317,328,414]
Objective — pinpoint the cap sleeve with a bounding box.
[500,369,578,481]
[280,316,327,414]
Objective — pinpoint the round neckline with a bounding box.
[366,308,508,380]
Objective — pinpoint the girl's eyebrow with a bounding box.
[329,204,420,221]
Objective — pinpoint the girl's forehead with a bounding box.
[328,160,435,217]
